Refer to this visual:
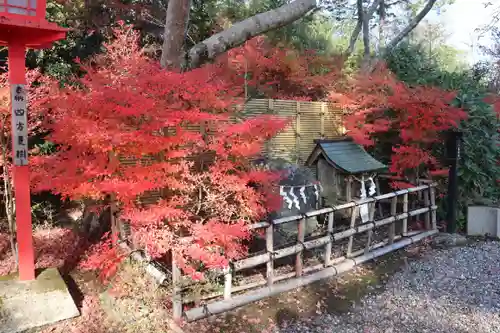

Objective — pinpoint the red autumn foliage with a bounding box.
[336,64,467,186]
[30,24,288,280]
[0,227,80,275]
[484,93,500,117]
[218,36,342,100]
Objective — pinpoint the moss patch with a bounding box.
[0,268,69,296]
[321,252,408,313]
[0,272,19,282]
[32,268,69,294]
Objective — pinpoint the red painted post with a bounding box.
[8,43,35,281]
[1,0,66,282]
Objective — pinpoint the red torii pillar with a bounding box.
[1,2,67,281]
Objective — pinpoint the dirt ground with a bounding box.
[25,240,430,333]
[182,245,428,333]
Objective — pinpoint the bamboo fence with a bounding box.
[172,183,438,322]
[243,99,345,163]
[124,99,345,205]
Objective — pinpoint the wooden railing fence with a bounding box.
[172,183,438,322]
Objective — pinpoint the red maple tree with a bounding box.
[31,24,287,280]
[334,64,467,187]
[217,36,343,100]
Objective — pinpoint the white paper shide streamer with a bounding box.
[359,175,370,223]
[279,183,323,211]
[368,177,376,196]
[313,184,320,201]
[299,186,307,204]
[280,186,293,209]
[289,188,300,210]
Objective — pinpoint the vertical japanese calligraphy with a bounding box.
[11,84,28,166]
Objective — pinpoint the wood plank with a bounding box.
[320,103,325,139]
[295,101,301,164]
[364,202,376,254]
[402,193,408,236]
[389,196,397,244]
[266,224,274,286]
[296,218,306,277]
[172,255,183,320]
[423,188,431,230]
[224,266,232,300]
[324,212,334,266]
[430,186,437,230]
[346,205,358,258]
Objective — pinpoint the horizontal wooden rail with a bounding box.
[183,230,437,322]
[172,183,438,321]
[248,184,435,229]
[233,205,436,271]
[180,232,416,304]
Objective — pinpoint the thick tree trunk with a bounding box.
[160,0,191,69]
[187,0,317,68]
[377,0,386,52]
[359,0,371,60]
[346,0,381,56]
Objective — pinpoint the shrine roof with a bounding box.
[305,137,387,174]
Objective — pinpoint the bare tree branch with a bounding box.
[187,0,317,68]
[381,0,437,57]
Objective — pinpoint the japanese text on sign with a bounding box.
[11,85,28,166]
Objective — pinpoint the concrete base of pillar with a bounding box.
[0,268,79,333]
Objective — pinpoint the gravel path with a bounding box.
[278,241,500,333]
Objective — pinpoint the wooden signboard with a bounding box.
[11,84,28,166]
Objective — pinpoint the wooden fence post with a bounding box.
[266,223,274,286]
[423,188,431,230]
[296,217,305,277]
[346,176,353,218]
[320,103,325,139]
[223,266,232,300]
[364,202,376,254]
[324,212,334,266]
[402,193,408,236]
[177,183,439,321]
[389,196,397,244]
[172,253,183,321]
[430,186,437,230]
[346,176,352,202]
[295,101,301,164]
[346,205,358,258]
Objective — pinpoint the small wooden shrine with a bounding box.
[305,137,387,206]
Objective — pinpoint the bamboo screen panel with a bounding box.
[119,99,345,204]
[243,99,345,164]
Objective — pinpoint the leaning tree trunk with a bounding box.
[186,0,317,68]
[354,0,438,72]
[380,0,438,57]
[359,0,371,62]
[347,0,381,56]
